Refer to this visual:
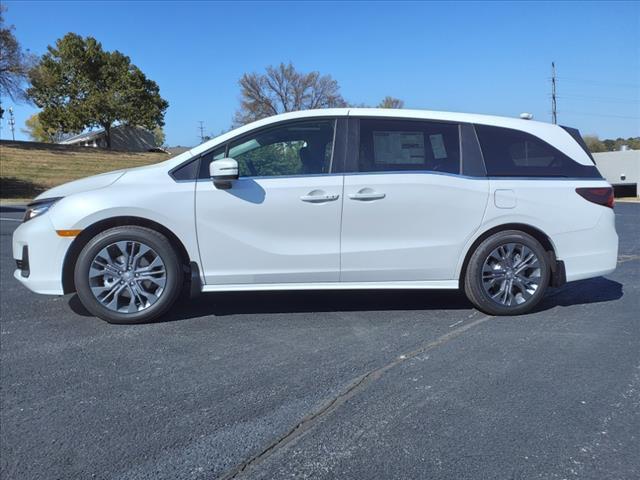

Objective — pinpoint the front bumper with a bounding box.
[12,215,73,295]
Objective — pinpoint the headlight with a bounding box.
[23,197,62,222]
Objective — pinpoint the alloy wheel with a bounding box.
[88,240,167,313]
[481,242,542,307]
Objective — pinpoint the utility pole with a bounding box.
[551,62,557,124]
[198,121,205,143]
[8,107,16,141]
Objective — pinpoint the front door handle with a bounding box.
[300,190,340,203]
[348,189,386,201]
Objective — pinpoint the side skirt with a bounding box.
[200,280,459,293]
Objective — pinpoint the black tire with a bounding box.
[74,226,183,324]
[464,230,550,316]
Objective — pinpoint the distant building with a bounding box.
[166,146,191,156]
[59,125,157,152]
[593,148,639,197]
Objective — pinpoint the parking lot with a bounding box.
[1,203,638,480]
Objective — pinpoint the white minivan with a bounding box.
[13,109,618,323]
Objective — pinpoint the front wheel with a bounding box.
[464,230,550,316]
[74,226,183,324]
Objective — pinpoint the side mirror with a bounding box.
[210,158,239,188]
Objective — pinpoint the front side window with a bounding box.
[475,124,601,178]
[227,119,335,177]
[357,119,460,174]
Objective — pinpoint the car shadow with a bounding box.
[534,276,624,311]
[68,289,473,321]
[0,177,43,199]
[0,205,27,213]
[225,178,266,204]
[68,276,624,323]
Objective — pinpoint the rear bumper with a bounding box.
[553,208,618,283]
[12,215,72,295]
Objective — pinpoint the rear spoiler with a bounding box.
[561,126,596,164]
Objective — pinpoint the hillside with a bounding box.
[0,141,175,199]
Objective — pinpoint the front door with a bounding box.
[196,118,343,285]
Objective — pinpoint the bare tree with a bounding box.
[234,63,347,126]
[377,96,404,109]
[0,5,35,113]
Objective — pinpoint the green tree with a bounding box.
[0,6,36,117]
[27,33,168,149]
[377,96,404,109]
[583,134,606,153]
[584,135,640,152]
[623,137,640,150]
[152,126,166,147]
[602,138,616,151]
[234,62,346,126]
[22,112,73,142]
[612,137,640,151]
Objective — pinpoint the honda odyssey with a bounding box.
[13,109,618,323]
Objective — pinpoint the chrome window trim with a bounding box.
[194,172,345,182]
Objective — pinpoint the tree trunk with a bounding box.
[103,124,112,149]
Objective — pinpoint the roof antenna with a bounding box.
[520,113,533,120]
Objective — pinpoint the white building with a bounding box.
[593,149,639,197]
[59,125,157,152]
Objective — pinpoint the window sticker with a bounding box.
[429,134,447,159]
[373,131,425,164]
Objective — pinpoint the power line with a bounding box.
[555,77,639,89]
[554,93,640,104]
[8,107,15,141]
[551,62,557,124]
[198,121,205,143]
[559,110,640,120]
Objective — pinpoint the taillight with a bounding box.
[576,187,615,208]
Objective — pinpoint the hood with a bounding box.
[34,170,127,201]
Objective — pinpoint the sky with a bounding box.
[1,0,639,146]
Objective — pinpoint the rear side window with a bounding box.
[357,119,460,174]
[475,124,601,178]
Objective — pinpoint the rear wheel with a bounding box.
[464,230,550,316]
[74,226,183,324]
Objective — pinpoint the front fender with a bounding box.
[47,180,199,269]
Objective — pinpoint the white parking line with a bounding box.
[0,217,21,222]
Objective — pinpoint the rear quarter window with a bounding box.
[475,124,601,178]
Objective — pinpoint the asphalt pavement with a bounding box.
[1,204,638,480]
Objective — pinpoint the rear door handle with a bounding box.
[348,191,386,201]
[300,191,340,203]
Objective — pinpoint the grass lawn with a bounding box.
[0,142,173,200]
